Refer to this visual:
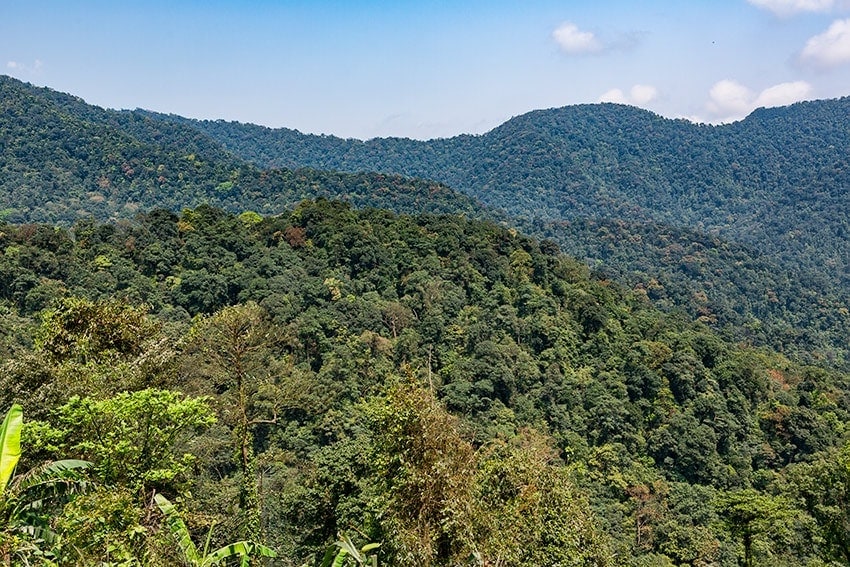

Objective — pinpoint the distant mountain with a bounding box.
[0,75,485,224]
[149,97,850,365]
[167,100,850,281]
[3,75,850,365]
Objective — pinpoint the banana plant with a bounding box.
[1,404,90,552]
[0,404,23,497]
[317,533,380,567]
[154,493,277,566]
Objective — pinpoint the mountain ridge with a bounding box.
[147,88,850,363]
[4,80,850,567]
[168,93,850,274]
[0,75,486,224]
[3,74,850,366]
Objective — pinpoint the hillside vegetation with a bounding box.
[0,76,483,224]
[4,75,850,564]
[147,97,850,366]
[3,75,849,365]
[2,202,850,566]
[177,98,850,277]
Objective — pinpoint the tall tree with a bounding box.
[183,302,292,540]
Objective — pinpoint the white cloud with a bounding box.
[800,18,850,67]
[630,84,658,105]
[755,81,813,106]
[747,0,839,16]
[598,84,659,107]
[705,79,813,122]
[6,59,43,74]
[707,80,755,118]
[553,22,602,54]
[599,88,628,104]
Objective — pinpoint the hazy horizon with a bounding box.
[4,1,850,140]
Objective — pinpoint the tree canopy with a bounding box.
[0,202,849,564]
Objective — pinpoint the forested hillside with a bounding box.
[3,202,850,565]
[531,217,850,366]
[4,75,849,366]
[177,98,850,280]
[151,97,850,367]
[0,76,483,224]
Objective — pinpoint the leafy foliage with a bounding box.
[46,389,215,493]
[0,76,486,226]
[162,96,850,366]
[0,202,848,564]
[315,534,380,567]
[155,493,277,567]
[5,75,850,365]
[5,68,850,566]
[0,404,90,563]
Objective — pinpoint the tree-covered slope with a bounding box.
[175,98,850,280]
[0,75,485,224]
[530,217,850,366]
[166,97,850,365]
[4,75,850,365]
[3,202,850,565]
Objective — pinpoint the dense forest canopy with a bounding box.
[3,76,850,367]
[4,74,850,564]
[152,95,850,363]
[175,96,850,278]
[2,202,850,565]
[0,76,484,225]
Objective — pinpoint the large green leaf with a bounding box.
[203,540,277,566]
[318,545,338,567]
[0,404,23,496]
[156,494,277,567]
[335,535,360,561]
[155,493,201,565]
[13,459,90,493]
[11,459,91,525]
[321,534,380,567]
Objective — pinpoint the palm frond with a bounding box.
[12,459,90,494]
[16,521,60,546]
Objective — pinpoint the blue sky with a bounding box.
[3,0,850,139]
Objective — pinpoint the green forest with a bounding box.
[157,96,850,366]
[2,202,850,566]
[4,75,850,366]
[0,77,483,225]
[3,75,850,565]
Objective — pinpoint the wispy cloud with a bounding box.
[552,21,640,56]
[599,88,628,104]
[599,84,659,106]
[6,59,43,74]
[553,22,602,54]
[747,0,844,16]
[799,18,850,67]
[704,79,812,122]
